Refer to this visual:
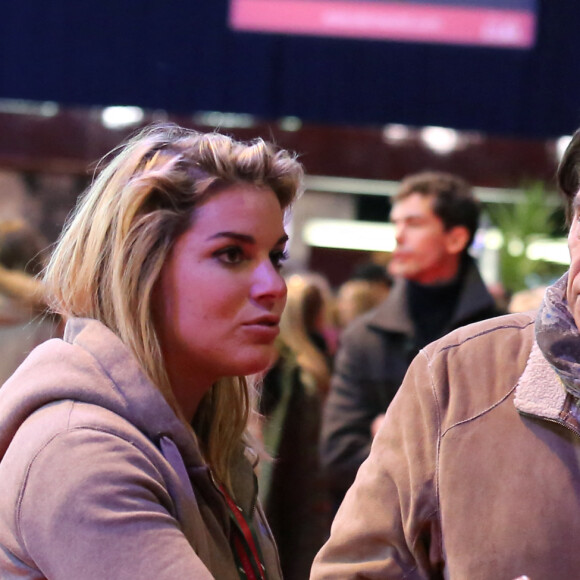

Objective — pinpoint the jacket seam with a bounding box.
[441,384,518,438]
[15,424,163,550]
[423,349,444,564]
[435,319,534,356]
[430,319,534,437]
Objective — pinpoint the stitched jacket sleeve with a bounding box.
[17,428,215,580]
[312,349,443,580]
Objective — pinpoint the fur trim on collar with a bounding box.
[514,340,566,420]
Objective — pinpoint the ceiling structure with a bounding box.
[0,1,577,141]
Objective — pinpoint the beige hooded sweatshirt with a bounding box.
[0,318,281,579]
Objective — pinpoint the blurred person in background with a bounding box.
[350,261,393,291]
[257,271,333,580]
[508,284,548,313]
[0,124,304,579]
[320,171,501,510]
[335,279,382,329]
[311,129,580,580]
[336,263,392,329]
[280,272,334,387]
[0,219,61,385]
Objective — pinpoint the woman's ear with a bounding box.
[445,225,471,255]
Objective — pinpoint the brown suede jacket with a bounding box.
[312,311,580,579]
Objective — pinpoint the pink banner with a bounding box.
[230,0,536,48]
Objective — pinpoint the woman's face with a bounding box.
[154,184,288,398]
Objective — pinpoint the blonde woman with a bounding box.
[0,124,303,579]
[279,272,333,395]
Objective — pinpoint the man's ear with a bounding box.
[445,225,470,255]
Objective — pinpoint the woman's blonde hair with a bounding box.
[43,123,304,488]
[278,272,332,397]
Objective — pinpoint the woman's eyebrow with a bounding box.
[207,232,289,245]
[207,232,255,243]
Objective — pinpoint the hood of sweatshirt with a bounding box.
[0,317,276,579]
[0,317,205,469]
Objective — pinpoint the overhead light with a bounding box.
[507,238,525,257]
[192,111,256,129]
[278,116,302,131]
[482,228,503,251]
[303,219,395,252]
[382,123,412,143]
[302,219,569,266]
[556,135,573,162]
[0,99,59,117]
[37,101,60,117]
[526,238,569,265]
[101,106,145,129]
[420,126,460,155]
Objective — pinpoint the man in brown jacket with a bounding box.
[311,130,580,579]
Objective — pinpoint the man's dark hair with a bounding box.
[557,129,580,226]
[393,171,481,248]
[351,262,393,288]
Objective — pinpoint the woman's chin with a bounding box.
[231,345,279,378]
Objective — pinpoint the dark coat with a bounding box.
[320,257,500,505]
[259,342,331,580]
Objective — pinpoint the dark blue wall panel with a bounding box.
[0,1,577,139]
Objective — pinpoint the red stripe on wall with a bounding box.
[229,0,536,48]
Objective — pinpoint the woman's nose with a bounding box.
[252,260,287,304]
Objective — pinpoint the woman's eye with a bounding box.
[270,249,289,270]
[216,246,245,265]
